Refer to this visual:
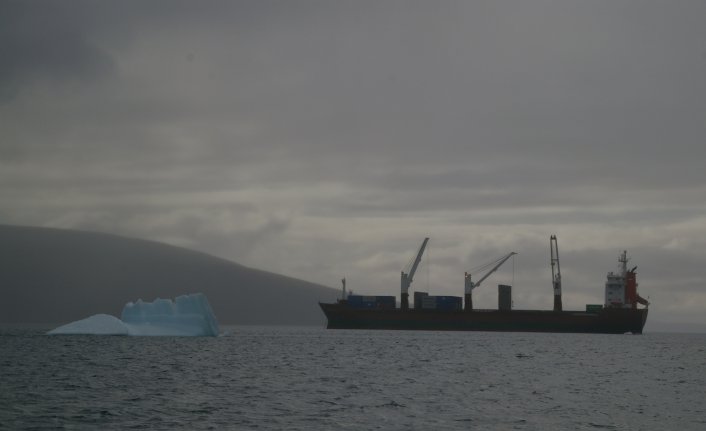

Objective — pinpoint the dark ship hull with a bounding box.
[319,302,648,334]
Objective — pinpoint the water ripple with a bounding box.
[1,327,705,430]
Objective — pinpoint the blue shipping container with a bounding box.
[347,295,396,309]
[421,295,462,311]
[374,296,396,304]
[436,302,462,311]
[435,296,462,303]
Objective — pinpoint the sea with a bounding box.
[1,326,705,430]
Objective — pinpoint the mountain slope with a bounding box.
[0,225,340,325]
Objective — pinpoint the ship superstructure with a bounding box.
[605,251,650,309]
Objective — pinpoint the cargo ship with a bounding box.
[319,236,649,334]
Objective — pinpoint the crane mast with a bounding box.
[401,237,429,311]
[550,235,562,312]
[464,251,517,311]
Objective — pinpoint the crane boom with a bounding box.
[464,251,516,311]
[400,237,429,310]
[467,252,517,291]
[406,237,429,286]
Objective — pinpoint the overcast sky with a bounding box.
[2,0,705,330]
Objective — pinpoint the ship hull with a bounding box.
[319,303,648,334]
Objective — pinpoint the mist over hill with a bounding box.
[0,225,340,325]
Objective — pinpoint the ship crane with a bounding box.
[401,237,429,311]
[464,251,517,311]
[550,235,562,311]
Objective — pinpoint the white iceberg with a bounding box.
[48,293,220,337]
[47,313,129,335]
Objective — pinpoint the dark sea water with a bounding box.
[1,326,705,430]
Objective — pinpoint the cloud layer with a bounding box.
[2,1,706,330]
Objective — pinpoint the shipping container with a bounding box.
[435,296,462,311]
[435,296,462,303]
[374,296,396,304]
[347,294,396,309]
[436,302,462,311]
[418,295,462,310]
[374,296,396,309]
[421,296,438,309]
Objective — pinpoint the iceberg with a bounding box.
[121,293,220,336]
[48,293,220,337]
[47,313,129,335]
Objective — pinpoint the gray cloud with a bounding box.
[0,1,117,102]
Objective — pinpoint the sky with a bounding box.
[2,0,705,331]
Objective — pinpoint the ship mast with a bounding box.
[550,235,562,312]
[619,250,628,277]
